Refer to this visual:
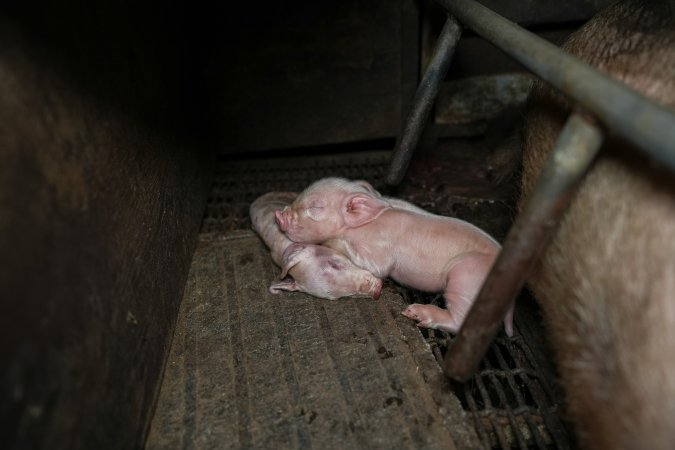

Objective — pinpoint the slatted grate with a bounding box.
[452,334,574,449]
[200,151,577,449]
[404,289,575,450]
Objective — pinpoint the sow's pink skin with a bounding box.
[275,178,514,336]
[249,192,382,300]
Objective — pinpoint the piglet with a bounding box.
[250,192,382,300]
[275,178,514,336]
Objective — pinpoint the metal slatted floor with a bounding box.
[149,148,577,449]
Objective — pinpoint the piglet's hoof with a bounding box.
[401,304,458,334]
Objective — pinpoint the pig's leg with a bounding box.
[503,299,515,337]
[401,302,465,334]
[401,254,482,333]
[403,253,488,332]
[443,252,514,336]
[402,252,514,336]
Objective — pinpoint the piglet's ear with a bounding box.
[269,278,299,294]
[279,242,307,278]
[343,194,391,228]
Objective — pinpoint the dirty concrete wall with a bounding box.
[0,1,213,449]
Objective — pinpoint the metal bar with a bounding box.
[443,113,603,381]
[385,16,462,185]
[435,0,675,173]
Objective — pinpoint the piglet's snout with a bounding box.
[362,277,383,300]
[371,278,383,300]
[274,210,288,232]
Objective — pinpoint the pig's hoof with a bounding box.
[401,304,435,325]
[401,303,458,333]
[401,304,421,320]
[416,318,434,328]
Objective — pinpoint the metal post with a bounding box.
[435,0,675,173]
[443,113,604,381]
[386,16,462,186]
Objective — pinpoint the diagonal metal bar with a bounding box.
[435,0,675,174]
[443,113,604,381]
[386,16,462,186]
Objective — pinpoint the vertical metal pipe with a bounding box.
[386,16,462,186]
[443,113,604,381]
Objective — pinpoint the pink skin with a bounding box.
[275,178,514,336]
[250,192,382,300]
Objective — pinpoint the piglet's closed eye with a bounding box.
[343,194,391,228]
[306,204,325,221]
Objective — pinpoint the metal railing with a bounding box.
[386,0,675,381]
[386,16,462,185]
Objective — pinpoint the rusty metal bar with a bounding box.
[443,113,603,381]
[385,16,462,186]
[435,0,675,173]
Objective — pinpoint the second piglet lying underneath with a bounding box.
[250,192,382,300]
[275,178,513,336]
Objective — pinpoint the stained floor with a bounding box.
[146,146,576,450]
[145,232,481,450]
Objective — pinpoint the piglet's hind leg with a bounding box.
[401,303,463,333]
[400,253,493,334]
[443,252,515,337]
[441,252,496,334]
